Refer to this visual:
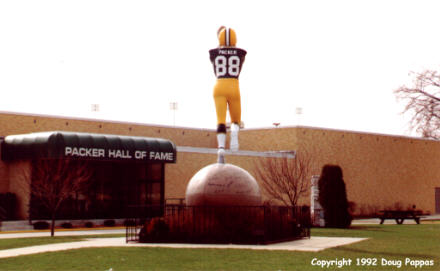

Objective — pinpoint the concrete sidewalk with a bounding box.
[124,237,368,252]
[2,215,438,258]
[0,228,126,239]
[0,236,368,258]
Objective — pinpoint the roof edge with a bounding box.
[0,110,215,132]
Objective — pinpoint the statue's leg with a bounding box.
[229,92,241,151]
[214,96,227,163]
[230,123,240,151]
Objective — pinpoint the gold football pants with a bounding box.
[213,78,241,127]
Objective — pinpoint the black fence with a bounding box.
[126,205,310,245]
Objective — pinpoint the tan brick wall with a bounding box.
[295,127,440,214]
[239,127,298,151]
[240,126,440,215]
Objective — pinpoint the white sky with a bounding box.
[1,0,440,136]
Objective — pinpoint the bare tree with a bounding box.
[29,159,93,236]
[395,70,440,139]
[253,153,312,207]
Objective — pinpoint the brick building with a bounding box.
[0,111,439,220]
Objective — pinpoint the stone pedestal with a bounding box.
[185,163,261,206]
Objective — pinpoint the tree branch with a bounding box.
[253,152,312,207]
[395,70,440,139]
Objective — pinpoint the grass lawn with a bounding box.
[0,224,438,271]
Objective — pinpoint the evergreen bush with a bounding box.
[33,221,50,230]
[103,219,116,227]
[318,165,352,228]
[61,222,73,229]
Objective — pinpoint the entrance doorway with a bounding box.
[86,161,164,218]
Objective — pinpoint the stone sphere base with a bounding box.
[185,163,262,206]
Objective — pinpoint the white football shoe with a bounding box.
[217,133,226,163]
[217,148,225,163]
[230,123,240,151]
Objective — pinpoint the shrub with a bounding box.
[140,218,169,242]
[0,193,17,220]
[318,165,352,228]
[61,222,73,229]
[84,221,94,228]
[33,221,50,230]
[149,218,169,235]
[103,219,116,227]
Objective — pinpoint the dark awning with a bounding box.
[1,131,176,163]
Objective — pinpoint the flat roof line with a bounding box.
[177,146,296,158]
[243,124,436,142]
[0,110,215,132]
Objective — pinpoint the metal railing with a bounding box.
[126,205,310,244]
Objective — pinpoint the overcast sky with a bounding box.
[1,0,440,136]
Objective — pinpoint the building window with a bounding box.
[29,160,165,220]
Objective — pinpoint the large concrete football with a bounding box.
[185,163,262,206]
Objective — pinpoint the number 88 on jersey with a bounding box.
[210,48,247,79]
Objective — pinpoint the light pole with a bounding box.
[296,107,303,125]
[91,104,100,113]
[170,102,178,126]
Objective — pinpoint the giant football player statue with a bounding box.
[209,26,247,163]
